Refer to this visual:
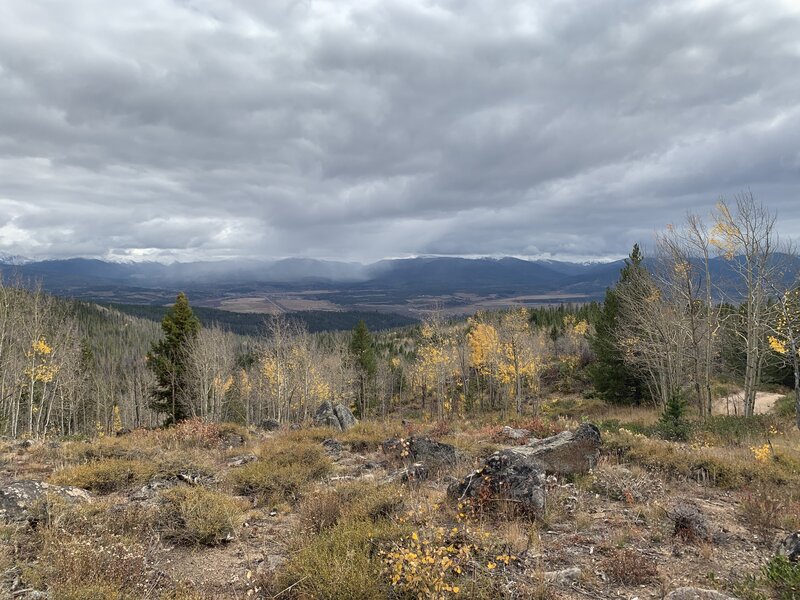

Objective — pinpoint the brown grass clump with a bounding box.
[159,486,247,546]
[22,529,148,599]
[589,463,662,503]
[299,481,405,534]
[338,420,404,452]
[601,548,659,585]
[49,458,157,494]
[228,436,332,504]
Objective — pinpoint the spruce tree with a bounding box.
[147,292,200,424]
[349,320,376,417]
[588,244,646,404]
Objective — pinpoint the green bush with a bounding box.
[657,392,690,441]
[762,555,800,600]
[228,438,331,504]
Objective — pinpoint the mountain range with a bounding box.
[2,254,796,317]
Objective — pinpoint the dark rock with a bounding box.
[314,401,342,430]
[227,454,258,468]
[322,438,343,454]
[333,404,357,431]
[447,448,546,516]
[259,419,281,432]
[778,531,800,562]
[0,480,91,523]
[664,588,738,600]
[382,436,458,470]
[511,423,601,475]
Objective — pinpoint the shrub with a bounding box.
[657,392,690,441]
[740,485,784,545]
[228,438,331,504]
[601,548,658,585]
[669,501,709,543]
[273,518,406,599]
[298,482,405,534]
[589,464,662,503]
[762,555,800,600]
[159,487,247,546]
[23,529,147,599]
[50,458,157,494]
[773,394,796,419]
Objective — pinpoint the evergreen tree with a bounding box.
[588,244,647,404]
[147,292,200,424]
[349,320,376,417]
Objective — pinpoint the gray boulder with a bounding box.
[314,401,342,430]
[501,426,531,441]
[510,423,601,475]
[778,531,800,562]
[447,448,547,516]
[665,589,739,600]
[314,401,358,431]
[333,404,357,431]
[0,480,91,523]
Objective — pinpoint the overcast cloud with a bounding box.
[1,0,799,263]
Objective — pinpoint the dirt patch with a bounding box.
[714,392,783,416]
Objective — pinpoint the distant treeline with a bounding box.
[100,303,418,335]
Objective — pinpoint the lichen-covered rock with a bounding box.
[511,423,601,475]
[0,480,91,522]
[333,404,357,431]
[665,588,739,600]
[314,401,342,430]
[447,448,546,516]
[501,426,531,441]
[778,531,800,562]
[382,436,458,469]
[314,402,358,431]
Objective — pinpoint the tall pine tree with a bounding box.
[147,292,201,424]
[589,244,647,404]
[349,320,376,418]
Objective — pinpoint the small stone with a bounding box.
[544,567,581,584]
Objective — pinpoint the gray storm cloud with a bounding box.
[0,0,799,262]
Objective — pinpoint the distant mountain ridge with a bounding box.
[0,255,626,291]
[5,254,795,311]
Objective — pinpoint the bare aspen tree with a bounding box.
[186,325,236,421]
[711,193,779,416]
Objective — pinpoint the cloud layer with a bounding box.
[1,0,799,262]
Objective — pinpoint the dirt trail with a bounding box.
[713,391,783,416]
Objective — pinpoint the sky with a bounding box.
[1,0,799,264]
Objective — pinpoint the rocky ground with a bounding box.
[0,402,798,599]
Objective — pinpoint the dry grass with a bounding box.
[49,458,157,494]
[159,486,248,546]
[227,437,332,504]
